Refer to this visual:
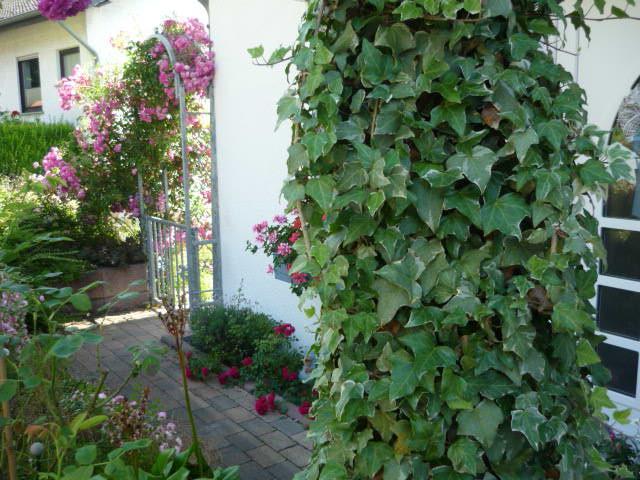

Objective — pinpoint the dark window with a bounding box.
[18,57,42,113]
[601,228,640,282]
[59,47,80,79]
[598,342,639,397]
[597,286,640,340]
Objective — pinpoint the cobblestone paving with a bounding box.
[72,311,312,479]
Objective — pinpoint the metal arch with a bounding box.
[138,32,223,309]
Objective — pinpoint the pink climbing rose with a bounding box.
[38,0,91,20]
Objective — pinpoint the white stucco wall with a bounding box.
[209,0,317,347]
[0,14,87,122]
[85,0,208,65]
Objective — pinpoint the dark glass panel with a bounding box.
[601,228,640,281]
[604,174,640,220]
[597,286,640,340]
[598,342,638,397]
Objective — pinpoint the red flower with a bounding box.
[298,401,311,416]
[11,110,20,118]
[322,213,327,221]
[241,357,253,367]
[185,351,193,359]
[281,366,297,382]
[218,372,228,385]
[228,366,240,378]
[292,217,301,229]
[201,367,209,378]
[274,323,295,337]
[289,231,301,244]
[255,392,276,416]
[185,367,193,379]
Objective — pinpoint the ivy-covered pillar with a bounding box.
[274,0,636,478]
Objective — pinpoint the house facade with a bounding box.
[0,0,207,121]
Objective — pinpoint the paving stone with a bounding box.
[208,395,238,411]
[261,430,296,452]
[218,446,250,467]
[272,417,305,436]
[280,445,310,468]
[247,444,285,468]
[291,431,313,450]
[225,406,255,423]
[238,461,275,480]
[267,460,301,479]
[201,419,243,437]
[241,418,276,436]
[227,431,263,450]
[194,407,225,423]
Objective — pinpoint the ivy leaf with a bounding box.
[485,0,513,17]
[511,407,546,450]
[538,120,568,150]
[415,346,457,375]
[463,0,481,14]
[332,21,359,53]
[551,303,593,334]
[509,128,538,162]
[409,181,444,231]
[375,254,425,303]
[576,339,600,366]
[359,39,393,85]
[375,23,416,55]
[431,466,474,480]
[431,104,467,136]
[579,159,614,186]
[287,143,309,174]
[367,191,385,215]
[446,146,497,193]
[481,193,529,238]
[457,400,504,448]
[247,45,264,58]
[392,1,424,20]
[306,176,335,212]
[390,349,419,400]
[447,438,480,475]
[276,95,301,128]
[373,278,411,324]
[510,33,541,60]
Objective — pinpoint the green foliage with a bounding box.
[189,301,277,365]
[0,120,73,176]
[270,0,638,478]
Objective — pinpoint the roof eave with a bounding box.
[0,10,42,29]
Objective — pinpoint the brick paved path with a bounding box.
[71,310,312,480]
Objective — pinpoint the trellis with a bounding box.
[137,32,222,309]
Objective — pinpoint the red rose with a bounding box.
[298,401,311,416]
[255,396,269,415]
[241,357,253,367]
[201,367,209,378]
[185,367,193,379]
[218,372,228,385]
[292,217,301,229]
[267,392,276,410]
[228,366,240,378]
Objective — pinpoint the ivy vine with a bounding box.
[259,0,638,478]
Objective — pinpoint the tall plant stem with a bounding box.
[0,357,17,480]
[176,342,208,475]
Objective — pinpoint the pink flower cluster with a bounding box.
[0,290,28,338]
[152,18,214,99]
[217,366,240,385]
[35,147,84,200]
[38,0,90,21]
[255,392,276,416]
[57,65,90,110]
[273,323,295,337]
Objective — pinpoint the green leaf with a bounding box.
[373,278,411,325]
[393,2,424,21]
[78,415,107,431]
[49,335,84,359]
[75,445,97,465]
[247,45,264,58]
[276,95,301,128]
[511,407,546,450]
[375,23,416,55]
[447,438,480,475]
[359,39,393,85]
[390,349,419,400]
[551,303,593,334]
[463,0,481,14]
[576,339,600,367]
[481,193,529,238]
[446,146,497,193]
[375,254,425,303]
[332,21,359,53]
[509,128,538,162]
[287,143,309,173]
[0,379,18,402]
[367,191,385,215]
[457,400,504,448]
[431,104,466,136]
[410,181,444,231]
[538,120,568,150]
[415,346,457,374]
[579,159,614,186]
[70,293,92,312]
[485,0,512,17]
[306,176,335,212]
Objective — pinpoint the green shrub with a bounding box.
[0,119,73,176]
[189,302,277,365]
